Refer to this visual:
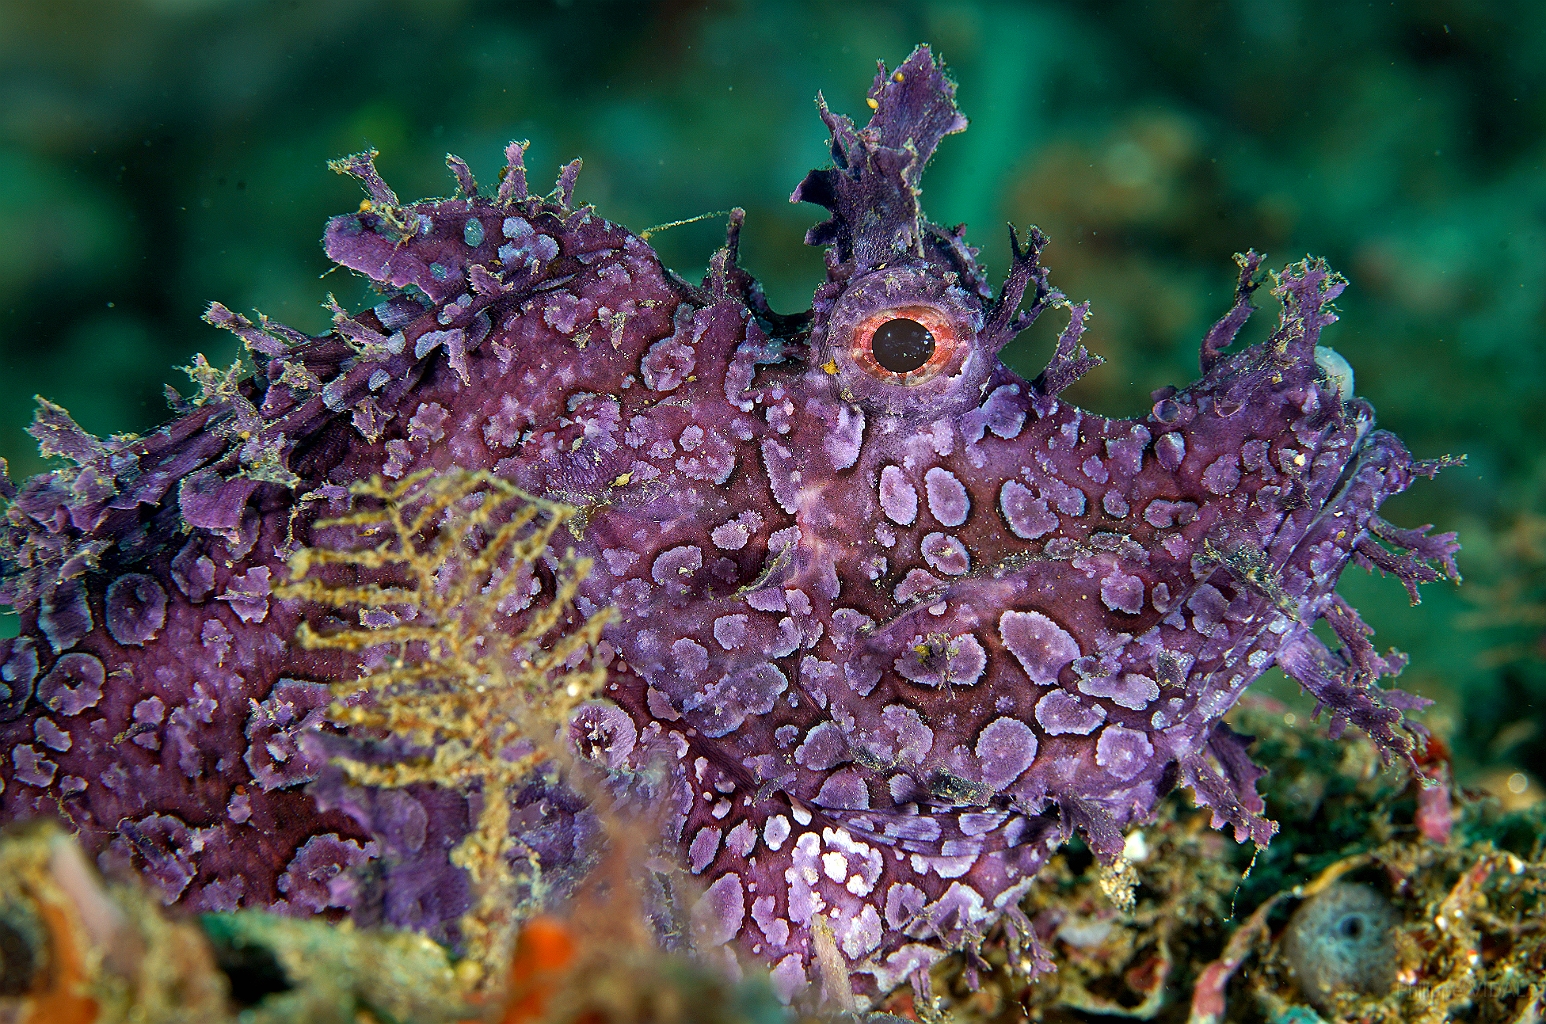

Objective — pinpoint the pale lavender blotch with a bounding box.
[924,467,970,526]
[998,610,1080,685]
[713,614,748,650]
[1155,431,1186,470]
[999,480,1058,539]
[879,465,918,525]
[105,573,168,646]
[277,833,374,913]
[170,542,217,601]
[1095,726,1154,781]
[975,717,1038,789]
[880,704,934,763]
[37,653,105,716]
[1035,690,1107,735]
[894,633,986,688]
[39,578,92,654]
[1078,672,1160,710]
[838,904,885,959]
[1143,499,1198,529]
[795,721,849,770]
[691,872,746,947]
[825,404,865,470]
[0,639,39,721]
[11,744,56,788]
[671,637,709,677]
[243,679,331,791]
[1202,453,1242,495]
[689,826,722,873]
[690,662,789,737]
[570,701,639,770]
[1099,570,1145,614]
[815,767,871,809]
[652,544,703,584]
[920,532,970,576]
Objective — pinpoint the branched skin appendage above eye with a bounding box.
[0,44,1461,1009]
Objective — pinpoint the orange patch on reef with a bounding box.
[499,916,578,1024]
[20,899,98,1024]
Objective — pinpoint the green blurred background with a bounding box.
[0,0,1541,798]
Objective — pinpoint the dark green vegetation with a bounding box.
[0,0,1541,802]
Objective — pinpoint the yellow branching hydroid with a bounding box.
[278,468,615,991]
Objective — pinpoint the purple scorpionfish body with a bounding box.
[0,47,1458,1002]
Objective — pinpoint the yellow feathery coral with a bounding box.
[278,468,615,991]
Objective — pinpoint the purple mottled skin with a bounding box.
[0,47,1459,1003]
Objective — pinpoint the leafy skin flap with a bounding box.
[792,45,967,269]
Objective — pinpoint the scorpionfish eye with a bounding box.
[849,304,962,385]
[872,317,934,372]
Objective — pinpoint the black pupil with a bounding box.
[871,317,936,374]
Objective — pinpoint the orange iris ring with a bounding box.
[848,305,963,386]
